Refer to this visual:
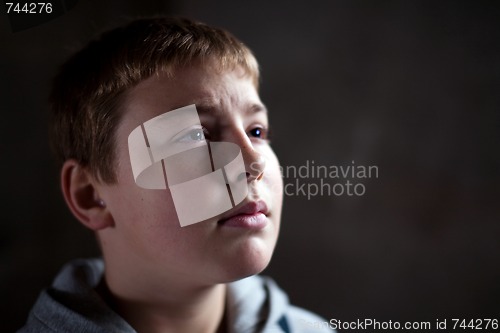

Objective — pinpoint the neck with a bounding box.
[98,276,227,333]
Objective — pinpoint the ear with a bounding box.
[61,160,114,230]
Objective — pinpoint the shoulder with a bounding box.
[17,258,135,333]
[16,302,55,333]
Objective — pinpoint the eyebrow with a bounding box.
[248,103,268,114]
[194,102,268,116]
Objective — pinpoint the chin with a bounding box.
[218,237,276,282]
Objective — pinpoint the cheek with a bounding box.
[108,186,204,264]
[112,142,180,229]
[135,191,183,236]
[105,176,180,240]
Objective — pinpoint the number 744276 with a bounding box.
[5,3,53,14]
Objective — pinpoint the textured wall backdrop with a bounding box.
[1,1,499,331]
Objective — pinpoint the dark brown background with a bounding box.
[2,0,499,331]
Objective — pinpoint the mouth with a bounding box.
[217,200,269,229]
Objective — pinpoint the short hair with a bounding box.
[49,17,260,183]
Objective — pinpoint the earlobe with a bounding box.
[61,160,114,230]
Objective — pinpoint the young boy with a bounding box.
[19,17,332,333]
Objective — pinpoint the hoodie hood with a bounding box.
[226,271,289,332]
[19,258,332,332]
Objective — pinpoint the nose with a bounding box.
[244,147,266,182]
[227,128,266,183]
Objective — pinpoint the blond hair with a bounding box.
[49,17,259,183]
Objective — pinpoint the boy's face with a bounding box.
[96,63,283,285]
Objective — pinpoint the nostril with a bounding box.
[243,171,262,180]
[246,170,264,182]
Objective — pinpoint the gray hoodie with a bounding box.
[18,259,333,332]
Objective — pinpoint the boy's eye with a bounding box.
[177,127,207,142]
[248,127,268,140]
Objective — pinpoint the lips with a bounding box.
[218,200,269,229]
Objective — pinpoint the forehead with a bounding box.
[121,65,261,126]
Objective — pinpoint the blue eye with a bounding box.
[189,128,205,141]
[249,127,267,139]
[177,127,207,142]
